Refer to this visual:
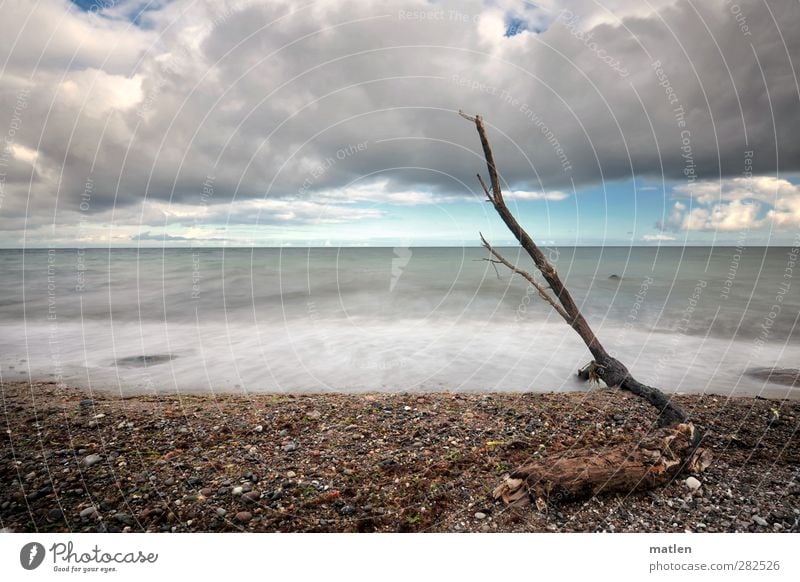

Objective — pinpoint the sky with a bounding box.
[0,0,798,247]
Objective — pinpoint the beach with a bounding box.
[2,381,798,533]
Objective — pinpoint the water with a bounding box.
[0,246,797,397]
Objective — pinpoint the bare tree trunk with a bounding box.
[462,111,687,428]
[460,112,707,505]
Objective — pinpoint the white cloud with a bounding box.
[59,70,144,117]
[507,190,569,201]
[642,233,676,241]
[10,144,38,164]
[663,176,800,231]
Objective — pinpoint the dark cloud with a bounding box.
[1,0,798,237]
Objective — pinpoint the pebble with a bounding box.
[242,491,261,503]
[114,513,133,525]
[685,477,701,491]
[79,399,95,408]
[216,508,227,517]
[282,442,297,453]
[47,508,63,521]
[83,454,103,467]
[254,425,263,432]
[231,486,244,496]
[80,506,99,519]
[24,471,36,481]
[752,515,769,527]
[235,511,252,523]
[286,471,297,478]
[474,512,487,520]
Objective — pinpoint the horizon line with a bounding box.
[1,244,793,250]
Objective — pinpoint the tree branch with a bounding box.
[480,233,570,323]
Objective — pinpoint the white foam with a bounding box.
[2,318,797,399]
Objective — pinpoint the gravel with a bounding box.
[2,381,798,533]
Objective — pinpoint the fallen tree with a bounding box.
[459,111,710,507]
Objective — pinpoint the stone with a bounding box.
[83,454,103,467]
[242,491,261,503]
[24,471,36,481]
[80,506,99,519]
[231,486,243,496]
[79,399,95,408]
[286,471,297,478]
[752,515,769,527]
[685,477,701,491]
[216,508,227,517]
[282,442,297,453]
[47,508,63,521]
[474,512,487,520]
[235,511,252,523]
[254,425,263,432]
[114,513,133,526]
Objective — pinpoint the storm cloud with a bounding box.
[0,0,798,243]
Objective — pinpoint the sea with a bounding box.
[0,246,797,398]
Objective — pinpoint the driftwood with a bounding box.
[493,423,712,507]
[460,111,709,505]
